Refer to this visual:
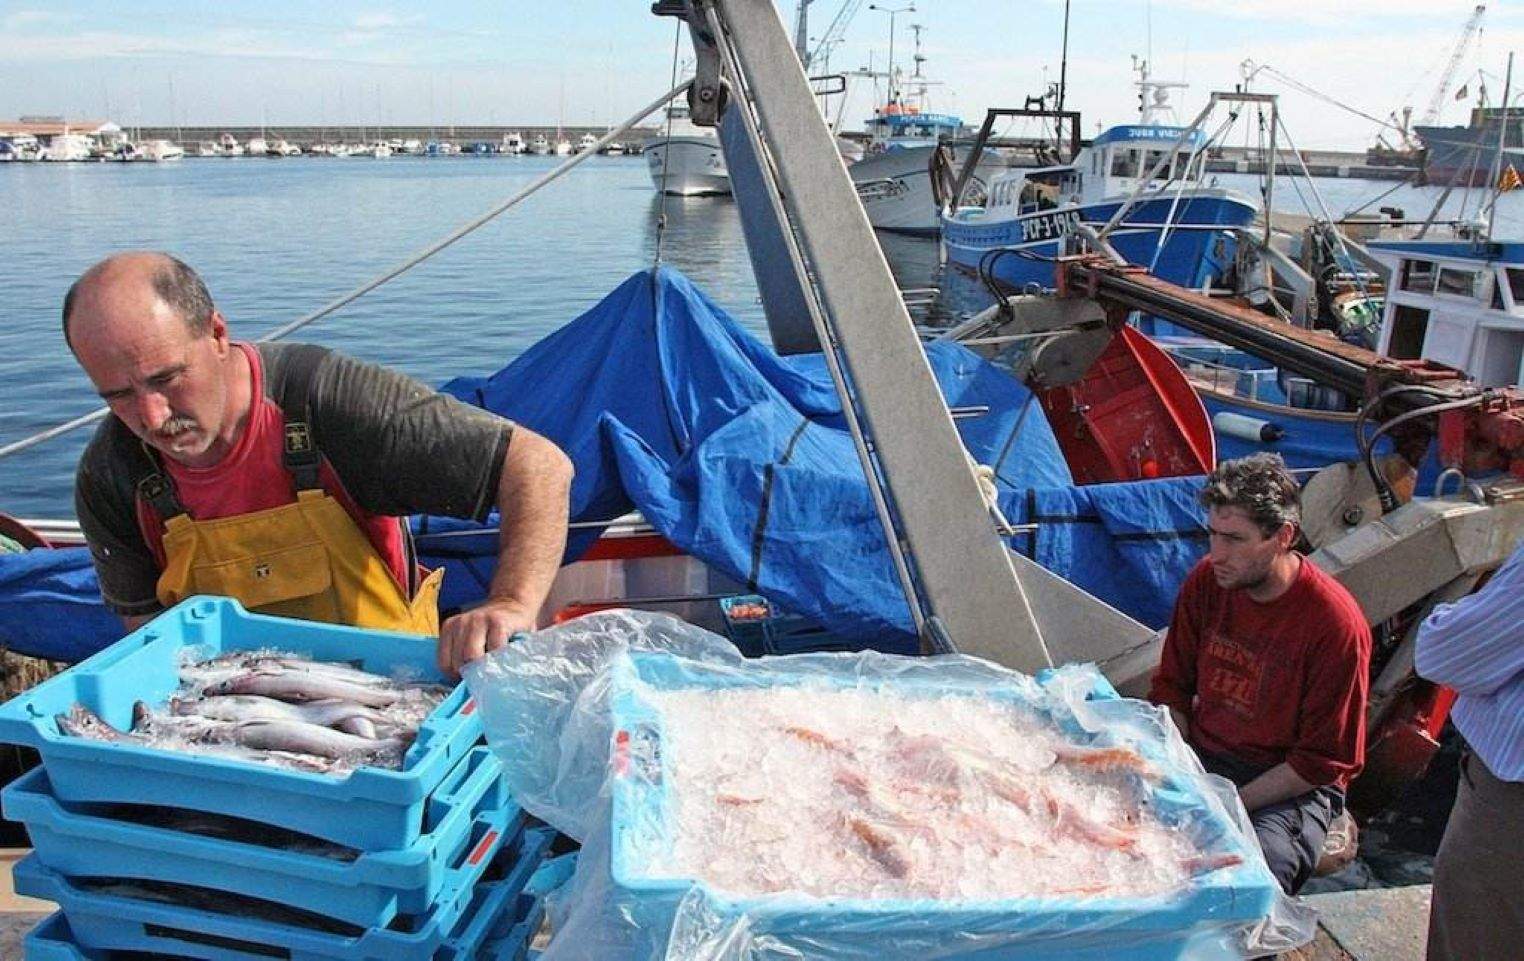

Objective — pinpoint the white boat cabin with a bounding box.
[863,108,964,155]
[1368,240,1524,388]
[979,125,1209,215]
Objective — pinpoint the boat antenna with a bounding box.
[1485,51,1513,242]
[654,21,685,266]
[1057,0,1071,113]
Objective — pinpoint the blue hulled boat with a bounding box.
[941,122,1257,291]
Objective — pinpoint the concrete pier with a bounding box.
[1206,146,1420,182]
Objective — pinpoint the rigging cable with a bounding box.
[0,79,694,463]
[1273,114,1379,306]
[653,20,686,266]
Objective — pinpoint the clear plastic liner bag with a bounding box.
[465,610,1316,960]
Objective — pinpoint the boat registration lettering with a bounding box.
[1020,210,1081,243]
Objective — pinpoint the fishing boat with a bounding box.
[1417,105,1524,187]
[140,140,184,162]
[529,133,551,155]
[1140,234,1524,482]
[3,134,41,161]
[578,132,599,154]
[218,133,244,157]
[942,64,1258,295]
[844,31,1013,236]
[40,134,93,163]
[502,131,527,155]
[644,101,729,196]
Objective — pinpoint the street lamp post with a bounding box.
[869,3,915,105]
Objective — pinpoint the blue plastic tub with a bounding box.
[717,595,850,656]
[24,879,548,960]
[5,746,522,929]
[481,893,547,961]
[14,826,555,961]
[0,596,484,850]
[605,651,1280,961]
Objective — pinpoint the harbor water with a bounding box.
[3,156,1524,523]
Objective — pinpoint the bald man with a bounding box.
[66,251,573,677]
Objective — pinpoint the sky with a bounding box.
[2,1,1522,150]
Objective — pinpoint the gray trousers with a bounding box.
[1197,750,1340,895]
[1428,750,1524,961]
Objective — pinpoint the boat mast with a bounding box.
[1057,0,1071,113]
[793,0,813,67]
[1487,51,1514,242]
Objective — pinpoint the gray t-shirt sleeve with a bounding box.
[297,349,514,521]
[74,427,164,617]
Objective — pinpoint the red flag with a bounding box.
[1500,164,1522,192]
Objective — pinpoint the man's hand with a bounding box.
[437,599,538,679]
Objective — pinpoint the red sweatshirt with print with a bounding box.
[1148,555,1372,789]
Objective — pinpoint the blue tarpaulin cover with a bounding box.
[0,267,1206,661]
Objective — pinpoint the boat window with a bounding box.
[1387,305,1430,359]
[1019,170,1067,212]
[1508,268,1524,305]
[1436,267,1482,299]
[1493,277,1505,310]
[1475,329,1524,387]
[1142,150,1170,179]
[1400,260,1436,294]
[1110,149,1139,178]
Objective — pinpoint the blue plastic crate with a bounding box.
[605,651,1280,961]
[481,893,547,961]
[717,595,850,656]
[5,745,521,929]
[0,596,484,851]
[15,826,555,961]
[24,884,547,961]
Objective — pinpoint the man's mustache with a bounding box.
[153,415,197,438]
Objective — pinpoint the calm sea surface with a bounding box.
[3,157,1522,519]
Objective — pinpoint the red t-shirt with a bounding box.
[1148,555,1371,788]
[134,343,411,592]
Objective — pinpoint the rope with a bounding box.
[1273,114,1378,305]
[0,79,694,463]
[1340,174,1419,220]
[653,21,685,266]
[1256,64,1400,133]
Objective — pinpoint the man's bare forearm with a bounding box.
[485,427,573,614]
[1238,761,1318,812]
[436,426,574,678]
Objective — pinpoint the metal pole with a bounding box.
[1488,52,1514,242]
[697,1,929,635]
[1264,101,1277,249]
[1058,0,1071,113]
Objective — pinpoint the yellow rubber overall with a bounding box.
[155,489,442,635]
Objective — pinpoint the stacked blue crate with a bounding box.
[0,597,557,961]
